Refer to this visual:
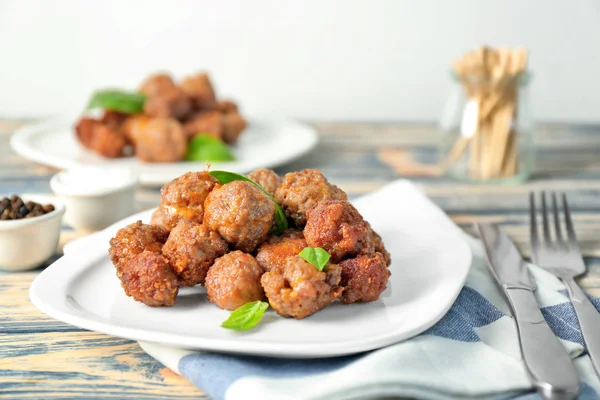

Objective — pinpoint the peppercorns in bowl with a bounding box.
[0,194,65,272]
[0,195,56,220]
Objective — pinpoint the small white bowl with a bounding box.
[50,167,138,233]
[0,195,65,272]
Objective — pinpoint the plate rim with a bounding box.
[10,117,319,186]
[30,192,472,358]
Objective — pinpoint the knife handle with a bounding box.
[505,287,580,400]
[562,276,600,378]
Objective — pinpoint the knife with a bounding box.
[476,223,580,400]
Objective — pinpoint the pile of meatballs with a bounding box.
[108,168,391,320]
[75,72,247,162]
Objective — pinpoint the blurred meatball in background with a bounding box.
[134,117,187,162]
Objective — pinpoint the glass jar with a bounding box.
[439,73,535,184]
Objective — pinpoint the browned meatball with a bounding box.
[100,110,127,129]
[248,168,282,197]
[122,114,151,144]
[222,111,247,144]
[261,256,342,319]
[74,117,98,149]
[160,171,217,230]
[205,251,264,310]
[216,100,238,113]
[366,223,391,266]
[119,251,179,306]
[108,220,169,276]
[162,220,228,287]
[139,73,177,97]
[134,118,187,162]
[274,169,347,226]
[256,229,307,271]
[143,88,192,120]
[304,200,374,263]
[179,72,217,110]
[339,253,390,304]
[150,207,168,230]
[183,110,223,140]
[203,181,275,252]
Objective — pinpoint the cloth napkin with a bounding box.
[133,181,600,400]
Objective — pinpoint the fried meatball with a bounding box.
[134,118,187,162]
[183,110,223,139]
[222,111,247,144]
[139,73,177,97]
[150,207,168,230]
[248,168,282,197]
[123,114,151,144]
[261,256,342,319]
[304,200,374,263]
[256,229,307,271]
[339,253,390,304]
[108,220,169,276]
[366,223,391,266]
[143,88,192,120]
[160,171,217,230]
[216,100,238,113]
[101,110,127,128]
[119,251,179,306]
[75,117,98,149]
[162,220,228,287]
[179,72,217,110]
[205,251,264,310]
[274,169,347,226]
[203,181,275,252]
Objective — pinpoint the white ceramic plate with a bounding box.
[30,181,471,358]
[10,117,318,186]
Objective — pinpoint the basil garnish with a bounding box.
[86,90,146,114]
[299,247,331,271]
[185,134,235,162]
[222,301,269,331]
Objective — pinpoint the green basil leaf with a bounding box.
[185,134,235,162]
[299,247,331,271]
[209,170,289,234]
[222,301,269,331]
[86,90,146,114]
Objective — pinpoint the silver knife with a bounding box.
[476,223,580,400]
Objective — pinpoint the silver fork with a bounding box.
[530,191,600,378]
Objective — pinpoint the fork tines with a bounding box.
[529,191,580,252]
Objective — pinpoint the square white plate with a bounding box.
[30,181,471,358]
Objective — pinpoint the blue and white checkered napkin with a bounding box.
[140,183,600,400]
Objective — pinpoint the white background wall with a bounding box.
[0,0,599,122]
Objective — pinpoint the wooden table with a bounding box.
[1,120,600,399]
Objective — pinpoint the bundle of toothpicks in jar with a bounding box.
[444,46,528,180]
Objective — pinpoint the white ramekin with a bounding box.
[50,167,138,233]
[0,195,65,271]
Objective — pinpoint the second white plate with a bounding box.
[30,181,471,358]
[11,117,318,186]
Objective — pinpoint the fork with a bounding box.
[530,191,600,378]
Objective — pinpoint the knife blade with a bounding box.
[476,223,580,400]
